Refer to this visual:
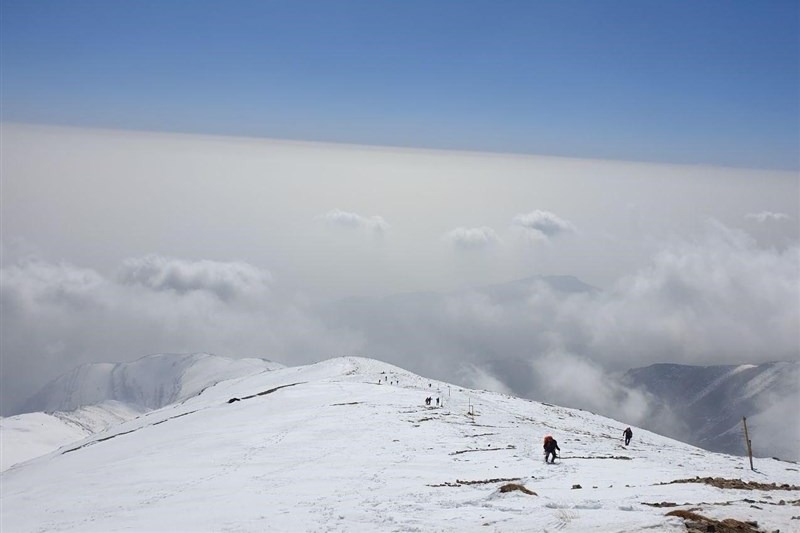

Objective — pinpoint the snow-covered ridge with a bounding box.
[20,352,283,414]
[0,401,146,471]
[4,354,283,471]
[2,356,798,532]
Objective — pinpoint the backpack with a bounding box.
[543,435,553,448]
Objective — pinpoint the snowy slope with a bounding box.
[3,353,283,471]
[2,357,797,532]
[20,352,284,413]
[0,401,145,471]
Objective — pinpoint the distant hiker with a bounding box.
[543,435,560,464]
[436,397,440,406]
[623,427,633,446]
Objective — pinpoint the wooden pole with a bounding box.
[742,416,754,471]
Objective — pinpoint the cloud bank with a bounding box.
[318,220,799,448]
[0,256,359,415]
[1,222,797,456]
[118,255,272,302]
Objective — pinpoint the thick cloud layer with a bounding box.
[317,220,799,449]
[2,221,797,455]
[0,256,359,415]
[2,127,797,457]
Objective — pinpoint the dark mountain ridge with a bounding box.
[623,360,799,461]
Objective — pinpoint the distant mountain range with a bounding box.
[21,352,283,414]
[623,361,799,461]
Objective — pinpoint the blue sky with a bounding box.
[1,0,798,169]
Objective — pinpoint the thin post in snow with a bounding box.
[742,416,754,471]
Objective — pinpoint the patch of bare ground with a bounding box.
[499,483,537,495]
[645,498,800,510]
[449,445,516,455]
[429,477,521,488]
[665,510,763,533]
[227,381,305,403]
[659,477,800,491]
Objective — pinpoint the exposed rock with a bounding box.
[499,483,536,496]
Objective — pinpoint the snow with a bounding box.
[0,401,145,471]
[2,356,798,532]
[21,352,283,413]
[689,364,756,405]
[741,362,797,400]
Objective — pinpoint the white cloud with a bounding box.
[745,211,791,223]
[511,210,576,241]
[582,220,799,366]
[527,352,653,423]
[0,260,108,312]
[457,364,514,395]
[0,256,361,415]
[748,390,800,461]
[315,209,389,234]
[442,226,500,249]
[118,255,272,302]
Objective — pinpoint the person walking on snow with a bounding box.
[543,435,560,464]
[623,427,633,446]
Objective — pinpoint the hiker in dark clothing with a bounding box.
[543,435,560,463]
[623,427,633,446]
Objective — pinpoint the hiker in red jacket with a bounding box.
[543,435,560,463]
